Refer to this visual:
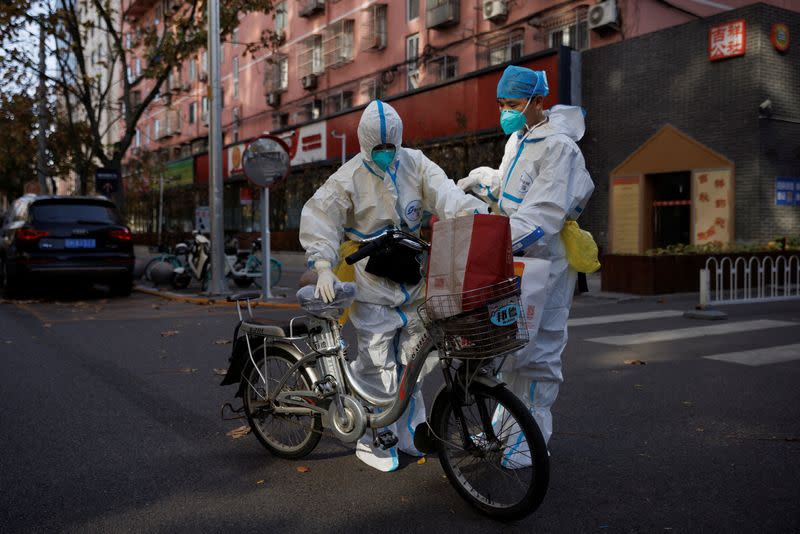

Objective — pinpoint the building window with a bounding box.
[406,33,420,90]
[302,99,324,121]
[125,32,132,49]
[327,90,353,113]
[361,78,383,102]
[298,35,323,77]
[480,28,524,68]
[273,112,289,129]
[407,0,419,21]
[188,102,196,124]
[201,51,208,79]
[135,57,142,76]
[126,64,132,80]
[275,1,287,34]
[232,56,239,97]
[266,55,289,92]
[201,96,208,122]
[548,20,588,50]
[154,2,162,25]
[231,27,239,46]
[362,4,387,51]
[429,55,458,82]
[135,128,141,147]
[154,119,160,139]
[188,58,196,82]
[324,19,355,69]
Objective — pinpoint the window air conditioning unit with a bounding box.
[301,73,318,90]
[198,72,208,82]
[588,0,618,31]
[267,92,281,107]
[483,1,507,22]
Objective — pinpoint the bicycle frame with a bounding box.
[244,312,501,432]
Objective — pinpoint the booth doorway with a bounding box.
[647,171,691,248]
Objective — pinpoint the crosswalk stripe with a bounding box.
[586,319,796,346]
[703,344,800,366]
[568,310,684,327]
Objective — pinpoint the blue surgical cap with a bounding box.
[496,66,549,99]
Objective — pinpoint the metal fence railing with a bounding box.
[699,255,800,307]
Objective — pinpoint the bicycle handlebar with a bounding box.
[344,229,429,265]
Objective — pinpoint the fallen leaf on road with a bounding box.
[256,480,265,485]
[214,339,232,345]
[400,496,409,503]
[226,425,250,439]
[4,340,11,344]
[160,330,179,337]
[682,401,694,407]
[624,359,646,365]
[296,466,310,473]
[696,427,705,432]
[43,323,52,328]
[634,384,644,390]
[213,368,228,376]
[152,304,161,310]
[416,457,426,465]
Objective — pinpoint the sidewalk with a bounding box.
[133,245,306,308]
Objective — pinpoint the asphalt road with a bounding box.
[0,288,798,533]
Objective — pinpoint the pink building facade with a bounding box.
[118,0,799,244]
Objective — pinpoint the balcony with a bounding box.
[426,0,459,30]
[299,0,325,18]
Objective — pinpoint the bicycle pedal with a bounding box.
[374,430,398,450]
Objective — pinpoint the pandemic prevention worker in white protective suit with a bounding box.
[458,66,595,459]
[300,100,488,472]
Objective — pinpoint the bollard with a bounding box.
[699,268,710,309]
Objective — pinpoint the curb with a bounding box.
[133,285,301,309]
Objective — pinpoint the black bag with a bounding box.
[364,239,424,285]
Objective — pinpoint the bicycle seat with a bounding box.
[296,282,357,319]
[240,316,286,337]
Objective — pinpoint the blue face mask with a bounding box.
[499,97,533,135]
[371,148,396,172]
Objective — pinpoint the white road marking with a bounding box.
[586,319,796,346]
[703,344,800,366]
[568,310,684,327]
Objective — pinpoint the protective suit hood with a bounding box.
[358,100,403,161]
[525,105,586,142]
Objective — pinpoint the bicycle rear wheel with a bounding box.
[433,381,549,520]
[242,348,322,459]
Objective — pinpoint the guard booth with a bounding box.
[608,125,735,254]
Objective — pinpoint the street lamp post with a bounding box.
[207,0,226,295]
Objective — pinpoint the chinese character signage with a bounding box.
[693,170,733,245]
[709,20,746,61]
[776,177,800,206]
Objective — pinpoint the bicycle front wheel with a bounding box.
[242,349,322,459]
[433,381,549,520]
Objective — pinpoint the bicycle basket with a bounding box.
[419,278,529,360]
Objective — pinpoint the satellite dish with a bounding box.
[242,136,291,188]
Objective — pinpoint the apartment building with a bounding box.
[118,0,799,251]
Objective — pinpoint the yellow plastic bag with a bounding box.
[560,220,601,273]
[334,241,360,326]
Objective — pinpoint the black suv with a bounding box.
[0,195,135,297]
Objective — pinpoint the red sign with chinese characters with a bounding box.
[709,20,747,61]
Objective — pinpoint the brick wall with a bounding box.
[581,3,800,250]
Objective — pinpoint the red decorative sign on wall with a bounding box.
[709,20,746,61]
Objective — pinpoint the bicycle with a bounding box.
[220,229,549,520]
[227,237,282,289]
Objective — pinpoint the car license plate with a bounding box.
[65,238,96,249]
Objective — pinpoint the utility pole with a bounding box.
[207,0,226,295]
[37,16,49,195]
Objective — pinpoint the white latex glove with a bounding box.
[313,260,338,303]
[457,167,497,192]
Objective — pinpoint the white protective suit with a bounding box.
[300,100,487,472]
[465,105,594,452]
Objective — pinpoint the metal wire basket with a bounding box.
[419,278,529,360]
